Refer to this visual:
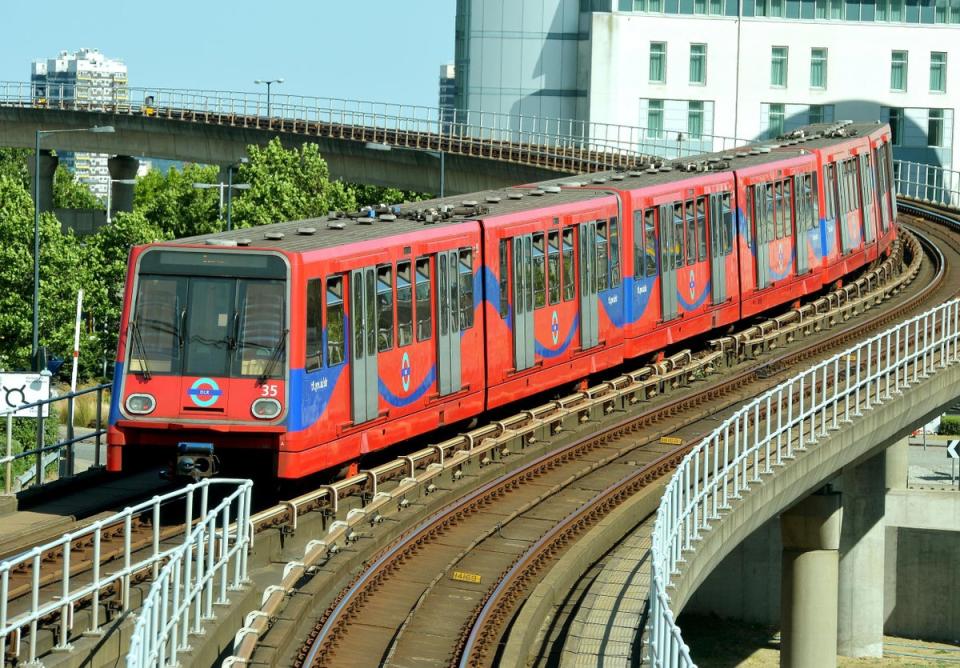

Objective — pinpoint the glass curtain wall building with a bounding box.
[455,0,960,168]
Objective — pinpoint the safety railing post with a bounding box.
[5,413,12,494]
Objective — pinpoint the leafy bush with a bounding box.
[0,408,61,489]
[939,415,960,435]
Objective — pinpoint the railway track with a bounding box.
[272,221,960,668]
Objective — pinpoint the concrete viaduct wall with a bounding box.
[0,107,562,195]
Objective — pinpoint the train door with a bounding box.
[579,222,599,349]
[437,250,462,395]
[859,154,876,244]
[709,194,727,303]
[350,266,378,424]
[513,236,535,371]
[658,204,679,320]
[793,175,809,275]
[754,184,771,289]
[874,146,891,233]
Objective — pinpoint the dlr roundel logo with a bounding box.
[188,377,222,407]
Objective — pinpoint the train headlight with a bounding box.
[251,398,281,419]
[125,393,156,415]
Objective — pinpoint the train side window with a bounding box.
[685,201,696,265]
[673,203,685,269]
[609,217,621,287]
[499,240,509,318]
[824,164,835,219]
[783,179,793,237]
[596,221,609,291]
[562,227,575,301]
[532,233,546,308]
[807,173,818,230]
[644,209,658,276]
[326,276,345,366]
[548,231,561,305]
[306,278,322,371]
[764,184,775,241]
[416,257,432,341]
[632,211,643,278]
[745,185,756,245]
[376,265,394,353]
[696,197,707,261]
[721,194,733,255]
[397,261,413,347]
[459,249,474,329]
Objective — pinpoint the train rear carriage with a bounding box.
[463,188,624,409]
[109,214,486,480]
[735,150,823,317]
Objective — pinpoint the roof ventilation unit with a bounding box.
[508,192,524,200]
[486,195,502,203]
[205,239,237,247]
[236,238,252,246]
[327,221,345,230]
[297,227,317,235]
[545,185,562,193]
[530,189,545,196]
[264,231,285,240]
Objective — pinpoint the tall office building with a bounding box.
[31,48,128,201]
[455,0,960,169]
[439,63,457,126]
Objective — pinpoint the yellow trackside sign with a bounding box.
[451,570,482,584]
[660,436,684,446]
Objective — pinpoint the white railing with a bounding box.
[894,159,960,208]
[648,298,960,667]
[126,479,252,668]
[0,81,749,161]
[0,478,251,667]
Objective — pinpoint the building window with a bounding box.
[891,51,908,91]
[829,0,843,18]
[690,44,707,85]
[771,47,788,87]
[647,99,664,139]
[688,101,704,138]
[888,107,903,145]
[694,0,707,13]
[929,109,944,146]
[815,0,827,18]
[810,48,827,89]
[769,103,785,138]
[650,42,666,83]
[930,52,947,92]
[809,104,825,124]
[710,0,723,13]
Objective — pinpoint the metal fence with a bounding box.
[894,159,960,207]
[0,81,749,162]
[126,479,252,668]
[648,299,960,667]
[1,381,110,493]
[0,478,251,667]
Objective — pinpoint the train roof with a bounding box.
[167,120,887,254]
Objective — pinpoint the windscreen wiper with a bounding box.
[130,319,153,381]
[257,329,288,385]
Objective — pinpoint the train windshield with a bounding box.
[130,275,286,379]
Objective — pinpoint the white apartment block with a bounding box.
[455,0,960,170]
[31,48,128,201]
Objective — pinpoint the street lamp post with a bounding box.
[193,177,251,229]
[365,142,446,197]
[33,125,114,370]
[106,177,137,223]
[254,78,284,118]
[226,158,250,231]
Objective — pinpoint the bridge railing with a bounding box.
[894,159,960,207]
[0,478,252,667]
[0,81,749,162]
[649,296,960,667]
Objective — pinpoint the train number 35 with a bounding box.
[260,384,279,398]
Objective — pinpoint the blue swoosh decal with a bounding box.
[109,361,124,425]
[379,366,436,407]
[627,275,657,324]
[678,279,712,311]
[535,313,580,358]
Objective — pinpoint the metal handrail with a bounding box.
[0,80,749,162]
[648,298,960,667]
[0,478,251,667]
[894,159,960,207]
[126,479,252,668]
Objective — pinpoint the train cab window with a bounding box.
[673,204,685,268]
[562,227,575,301]
[644,209,658,276]
[721,194,734,254]
[306,278,322,371]
[548,231,561,305]
[695,198,707,261]
[376,265,393,353]
[685,201,696,265]
[609,217,621,287]
[234,280,286,379]
[459,249,474,329]
[533,233,546,309]
[596,221,610,291]
[499,240,510,318]
[397,261,413,347]
[415,257,432,341]
[326,276,345,366]
[132,276,184,374]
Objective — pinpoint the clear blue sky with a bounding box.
[0,1,456,108]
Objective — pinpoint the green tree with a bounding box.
[0,148,30,190]
[229,139,357,228]
[53,164,102,209]
[349,183,429,208]
[134,163,222,238]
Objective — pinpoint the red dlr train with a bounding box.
[107,121,897,480]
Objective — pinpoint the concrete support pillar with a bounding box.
[780,490,843,668]
[837,453,886,657]
[108,155,138,218]
[885,437,909,490]
[31,150,58,214]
